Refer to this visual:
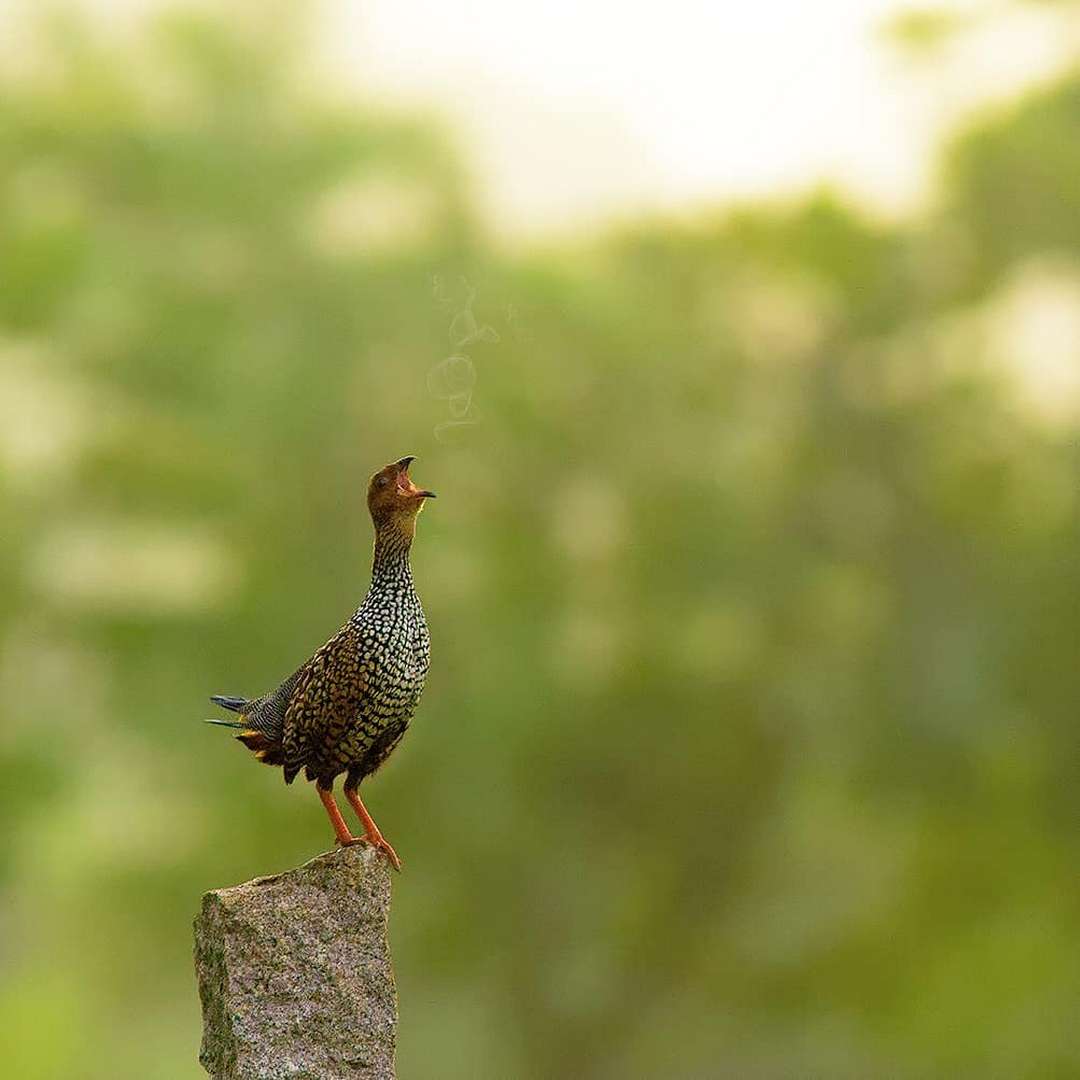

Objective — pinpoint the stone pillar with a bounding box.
[194,845,396,1080]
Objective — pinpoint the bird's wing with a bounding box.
[242,668,302,741]
[281,623,368,783]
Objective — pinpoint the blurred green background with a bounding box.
[2,3,1080,1077]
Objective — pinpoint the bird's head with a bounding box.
[367,456,436,536]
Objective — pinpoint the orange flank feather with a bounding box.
[236,729,285,766]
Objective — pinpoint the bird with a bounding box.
[207,455,435,871]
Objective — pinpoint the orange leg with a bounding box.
[317,784,363,847]
[344,786,402,871]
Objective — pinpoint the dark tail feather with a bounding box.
[208,693,284,767]
[210,694,249,713]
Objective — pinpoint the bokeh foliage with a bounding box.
[1,7,1080,1078]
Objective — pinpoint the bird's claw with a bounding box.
[372,836,403,872]
[336,833,402,871]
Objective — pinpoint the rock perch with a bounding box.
[194,845,397,1080]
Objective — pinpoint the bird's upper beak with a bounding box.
[396,456,435,499]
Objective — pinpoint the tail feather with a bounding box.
[210,694,249,713]
[208,691,285,768]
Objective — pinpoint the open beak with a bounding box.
[396,456,436,499]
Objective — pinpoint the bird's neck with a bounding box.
[370,528,414,589]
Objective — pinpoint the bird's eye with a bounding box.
[376,476,389,488]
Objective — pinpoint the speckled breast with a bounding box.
[335,589,430,772]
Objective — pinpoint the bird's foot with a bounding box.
[369,834,403,872]
[336,833,402,871]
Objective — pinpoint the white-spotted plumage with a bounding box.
[209,456,435,864]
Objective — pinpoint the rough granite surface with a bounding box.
[194,845,396,1080]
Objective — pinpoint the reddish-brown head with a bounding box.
[367,456,436,534]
